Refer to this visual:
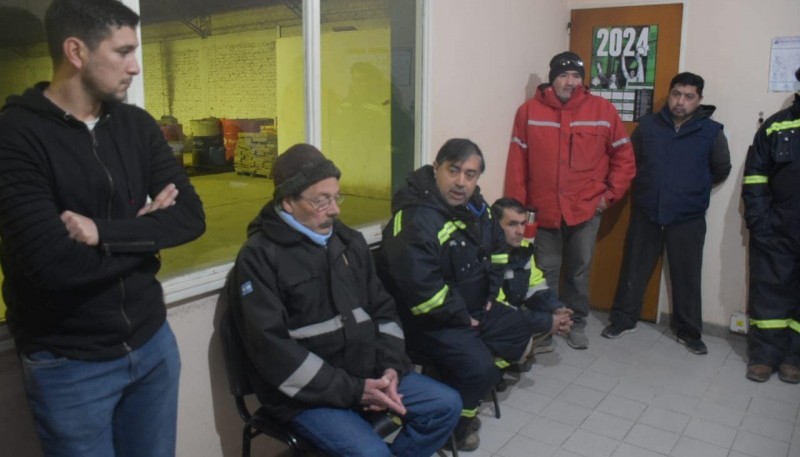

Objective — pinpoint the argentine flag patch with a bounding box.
[241,281,254,296]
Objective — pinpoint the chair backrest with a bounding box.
[219,304,254,399]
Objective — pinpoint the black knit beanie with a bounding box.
[548,51,586,84]
[273,144,341,202]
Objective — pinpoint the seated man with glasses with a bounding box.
[225,143,461,457]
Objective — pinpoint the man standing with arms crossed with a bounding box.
[505,51,635,349]
[601,72,731,355]
[0,1,206,455]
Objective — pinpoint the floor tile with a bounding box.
[683,417,737,448]
[557,384,607,410]
[739,412,794,442]
[572,369,620,393]
[562,429,620,457]
[580,411,634,440]
[669,435,728,457]
[610,442,665,457]
[623,423,680,454]
[595,394,648,421]
[638,406,690,433]
[731,430,790,457]
[495,434,557,457]
[518,415,576,447]
[748,395,798,423]
[539,399,593,427]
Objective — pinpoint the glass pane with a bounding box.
[138,1,306,277]
[0,0,49,322]
[319,0,416,216]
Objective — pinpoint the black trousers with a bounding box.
[609,208,706,339]
[747,229,800,368]
[406,303,532,413]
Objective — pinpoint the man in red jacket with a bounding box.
[504,51,635,349]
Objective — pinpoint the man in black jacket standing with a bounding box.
[601,72,731,355]
[0,1,205,455]
[377,139,534,452]
[741,67,800,384]
[226,144,460,457]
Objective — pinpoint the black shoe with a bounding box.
[778,363,800,384]
[445,430,479,452]
[506,357,534,373]
[449,417,480,452]
[677,335,707,355]
[601,323,637,339]
[746,364,773,382]
[470,416,482,432]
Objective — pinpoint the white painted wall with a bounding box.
[427,0,570,187]
[2,1,799,455]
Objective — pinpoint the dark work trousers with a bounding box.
[747,231,800,368]
[405,303,532,414]
[609,208,706,339]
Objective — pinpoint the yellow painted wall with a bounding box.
[0,46,50,103]
[276,28,392,198]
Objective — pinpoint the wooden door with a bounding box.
[570,4,683,321]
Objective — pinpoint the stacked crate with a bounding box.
[234,126,278,177]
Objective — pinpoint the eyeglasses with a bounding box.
[553,58,584,67]
[299,194,344,212]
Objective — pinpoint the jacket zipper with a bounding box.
[90,126,133,352]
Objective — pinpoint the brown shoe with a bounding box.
[746,364,772,383]
[778,363,800,384]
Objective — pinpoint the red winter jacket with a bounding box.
[504,85,635,229]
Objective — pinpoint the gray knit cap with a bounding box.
[273,144,341,202]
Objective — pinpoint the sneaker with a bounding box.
[565,327,588,349]
[601,323,637,339]
[533,335,555,354]
[778,363,800,384]
[746,364,773,382]
[677,335,707,355]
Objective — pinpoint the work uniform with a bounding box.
[226,202,460,457]
[376,165,533,420]
[497,240,564,334]
[742,93,800,369]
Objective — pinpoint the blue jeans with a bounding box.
[290,372,461,457]
[534,214,602,325]
[20,321,181,457]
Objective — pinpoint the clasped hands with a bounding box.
[360,368,406,416]
[551,307,574,336]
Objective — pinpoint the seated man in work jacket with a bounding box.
[226,144,461,457]
[376,138,535,452]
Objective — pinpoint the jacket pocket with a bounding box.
[569,131,608,171]
[771,128,798,163]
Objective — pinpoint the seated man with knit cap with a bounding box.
[225,144,461,457]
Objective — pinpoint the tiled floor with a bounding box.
[440,311,800,457]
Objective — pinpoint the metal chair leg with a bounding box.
[491,388,501,419]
